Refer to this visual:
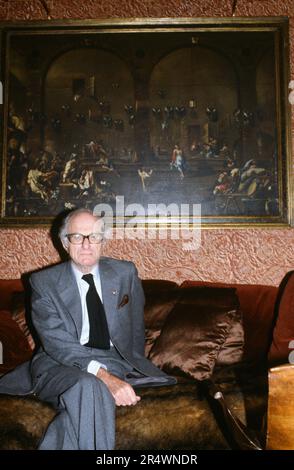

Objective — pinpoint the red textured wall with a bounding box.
[0,0,294,285]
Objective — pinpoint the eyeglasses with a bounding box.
[66,233,104,245]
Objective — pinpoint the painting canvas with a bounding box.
[0,18,291,226]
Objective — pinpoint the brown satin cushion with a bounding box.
[11,292,35,351]
[142,280,180,356]
[149,287,243,381]
[268,271,294,365]
[181,280,277,362]
[144,328,161,357]
[142,279,179,330]
[216,310,244,366]
[0,310,32,374]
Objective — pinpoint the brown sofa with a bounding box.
[0,273,294,450]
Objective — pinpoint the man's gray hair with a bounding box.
[59,208,105,246]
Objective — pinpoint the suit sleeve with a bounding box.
[30,273,110,371]
[129,263,146,358]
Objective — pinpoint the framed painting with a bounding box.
[0,17,292,227]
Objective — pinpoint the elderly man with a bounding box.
[0,208,175,450]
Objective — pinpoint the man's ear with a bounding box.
[61,240,69,252]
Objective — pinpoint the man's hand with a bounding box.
[97,368,141,407]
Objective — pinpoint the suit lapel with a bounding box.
[99,258,120,338]
[55,259,121,341]
[57,261,83,337]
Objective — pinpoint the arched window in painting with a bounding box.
[149,46,238,163]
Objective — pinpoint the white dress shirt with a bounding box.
[71,262,107,376]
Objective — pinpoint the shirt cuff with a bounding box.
[87,360,107,376]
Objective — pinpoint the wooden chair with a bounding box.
[207,363,294,450]
[266,363,294,450]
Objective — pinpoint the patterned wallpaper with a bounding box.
[0,0,293,285]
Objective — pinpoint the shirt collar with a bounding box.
[71,261,100,284]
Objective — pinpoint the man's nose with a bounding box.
[82,236,90,247]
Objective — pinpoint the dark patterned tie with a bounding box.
[82,273,110,349]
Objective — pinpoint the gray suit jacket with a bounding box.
[0,256,175,399]
[28,257,172,386]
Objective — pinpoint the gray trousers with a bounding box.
[1,350,173,450]
[34,353,134,450]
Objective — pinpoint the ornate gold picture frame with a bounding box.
[0,18,292,227]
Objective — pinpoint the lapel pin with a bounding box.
[112,289,118,295]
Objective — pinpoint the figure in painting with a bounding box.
[138,168,153,192]
[62,154,78,183]
[170,144,185,179]
[78,167,94,198]
[27,160,58,202]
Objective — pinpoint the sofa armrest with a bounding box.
[266,363,294,449]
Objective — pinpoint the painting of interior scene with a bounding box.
[4,29,281,220]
